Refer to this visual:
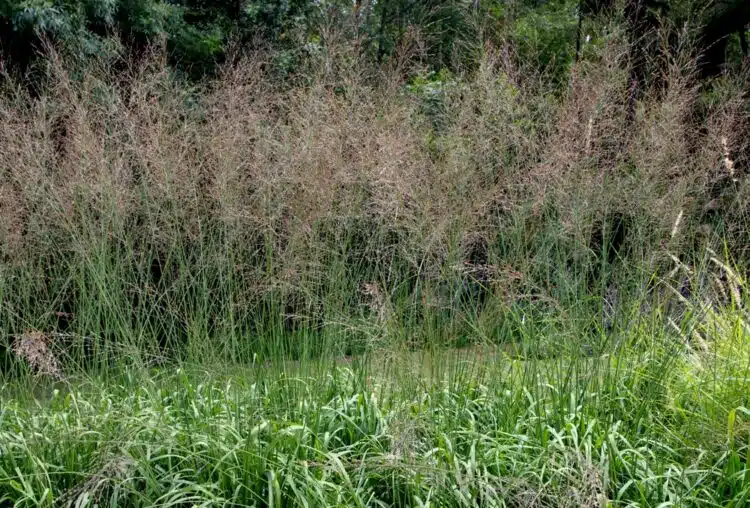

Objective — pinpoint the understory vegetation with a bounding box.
[1,0,750,506]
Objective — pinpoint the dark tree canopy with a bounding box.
[0,0,747,82]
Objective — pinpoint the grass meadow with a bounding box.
[1,32,750,506]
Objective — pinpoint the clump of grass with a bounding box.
[11,331,63,381]
[0,27,746,365]
[1,283,749,506]
[0,20,750,507]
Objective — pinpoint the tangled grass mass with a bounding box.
[1,13,750,507]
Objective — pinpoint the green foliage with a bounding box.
[2,280,750,505]
[0,0,480,78]
[0,0,222,76]
[406,67,457,131]
[505,0,579,82]
[1,0,748,82]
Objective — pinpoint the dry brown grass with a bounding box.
[11,331,63,380]
[0,31,747,325]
